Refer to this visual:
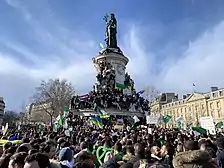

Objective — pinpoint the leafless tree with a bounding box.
[143,85,160,103]
[18,102,29,124]
[32,78,74,124]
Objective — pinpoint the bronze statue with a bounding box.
[104,13,117,48]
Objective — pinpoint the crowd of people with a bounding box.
[0,115,224,168]
[70,88,149,113]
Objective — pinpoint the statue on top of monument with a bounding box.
[104,13,117,48]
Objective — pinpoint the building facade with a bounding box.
[26,102,52,123]
[150,87,224,128]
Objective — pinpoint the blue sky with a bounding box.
[1,0,224,111]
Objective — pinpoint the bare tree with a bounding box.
[32,78,74,124]
[18,102,29,124]
[143,85,160,103]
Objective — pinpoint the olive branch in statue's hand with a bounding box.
[103,14,109,22]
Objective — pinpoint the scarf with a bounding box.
[74,148,88,158]
[60,160,74,168]
[151,154,162,161]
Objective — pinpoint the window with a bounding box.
[217,102,220,109]
[220,91,223,96]
[212,93,216,97]
[180,108,183,117]
[201,104,204,110]
[202,111,206,117]
[210,103,213,110]
[195,105,198,111]
[190,113,193,120]
[211,110,214,117]
[218,110,221,118]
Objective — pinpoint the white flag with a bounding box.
[133,115,140,123]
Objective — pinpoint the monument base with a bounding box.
[95,48,129,67]
[71,108,144,117]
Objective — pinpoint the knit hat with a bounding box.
[59,147,74,162]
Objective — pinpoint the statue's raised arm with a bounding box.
[104,13,118,49]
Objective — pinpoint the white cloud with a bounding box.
[2,0,224,111]
[2,19,224,110]
[120,25,156,89]
[159,21,224,93]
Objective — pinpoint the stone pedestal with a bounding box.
[95,48,129,67]
[93,47,129,88]
[72,109,144,117]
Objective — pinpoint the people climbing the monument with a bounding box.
[96,61,116,89]
[70,58,149,112]
[70,88,149,112]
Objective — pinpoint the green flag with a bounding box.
[192,127,207,134]
[98,109,110,119]
[116,83,126,89]
[159,138,165,146]
[39,123,45,134]
[53,123,58,132]
[56,114,63,126]
[128,118,135,127]
[176,121,181,129]
[216,121,223,128]
[127,126,131,132]
[162,115,172,123]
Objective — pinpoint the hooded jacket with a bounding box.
[173,150,217,168]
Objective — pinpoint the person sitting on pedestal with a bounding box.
[74,96,80,109]
[96,73,102,85]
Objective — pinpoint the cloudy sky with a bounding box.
[1,0,224,111]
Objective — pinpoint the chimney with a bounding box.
[211,87,218,92]
[183,95,187,99]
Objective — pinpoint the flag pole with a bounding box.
[193,83,196,93]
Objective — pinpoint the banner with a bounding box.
[115,64,125,88]
[199,116,216,135]
[146,116,160,124]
